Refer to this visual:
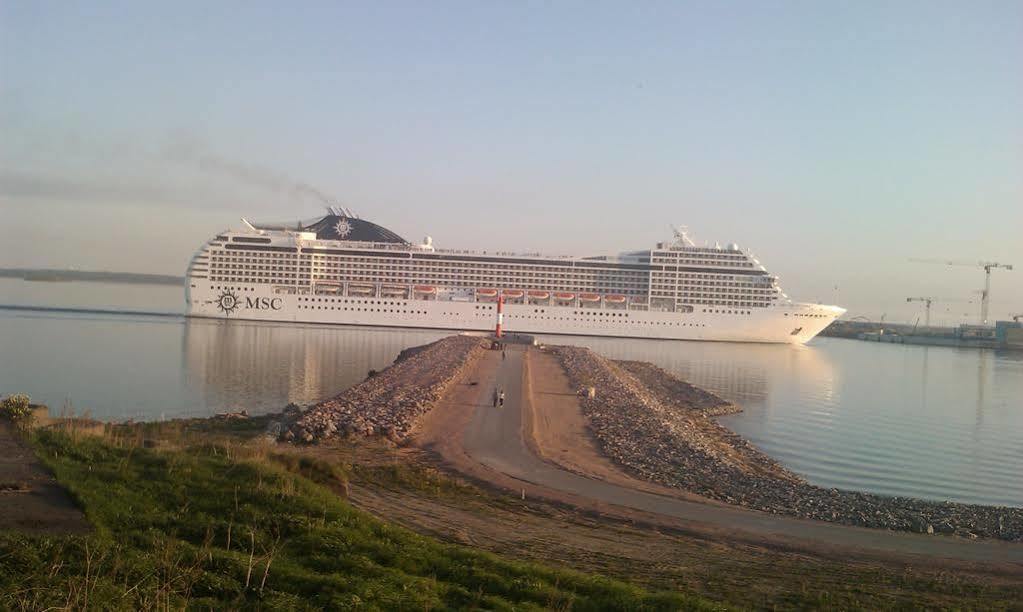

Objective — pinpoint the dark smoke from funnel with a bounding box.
[162,142,350,213]
[194,154,333,206]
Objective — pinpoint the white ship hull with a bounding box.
[186,283,842,344]
[185,210,846,343]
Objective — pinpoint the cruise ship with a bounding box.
[185,208,844,343]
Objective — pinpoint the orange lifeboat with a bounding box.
[380,285,408,296]
[527,290,550,300]
[314,282,342,295]
[578,293,601,302]
[554,292,575,302]
[605,294,627,304]
[414,285,436,294]
[476,288,498,300]
[348,284,374,295]
[502,289,524,299]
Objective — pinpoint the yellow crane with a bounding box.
[909,259,1014,325]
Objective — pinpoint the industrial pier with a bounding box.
[822,318,1023,350]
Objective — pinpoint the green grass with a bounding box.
[0,431,717,610]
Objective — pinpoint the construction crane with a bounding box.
[906,297,935,327]
[908,259,1014,325]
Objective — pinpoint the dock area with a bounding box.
[822,319,1023,350]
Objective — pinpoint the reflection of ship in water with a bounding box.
[536,334,838,422]
[182,319,447,415]
[183,317,837,418]
[537,334,775,405]
[649,358,771,406]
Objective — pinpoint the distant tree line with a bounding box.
[0,268,183,285]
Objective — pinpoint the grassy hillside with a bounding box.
[0,430,715,610]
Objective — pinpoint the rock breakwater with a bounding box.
[552,346,1023,542]
[616,361,740,417]
[279,336,487,444]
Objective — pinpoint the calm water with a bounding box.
[1,278,1021,507]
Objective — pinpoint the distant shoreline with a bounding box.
[0,269,183,286]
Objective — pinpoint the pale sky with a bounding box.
[2,1,1021,323]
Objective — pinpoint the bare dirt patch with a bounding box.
[0,422,89,534]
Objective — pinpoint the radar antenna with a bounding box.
[670,224,695,247]
[240,217,260,233]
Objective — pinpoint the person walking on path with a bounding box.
[498,389,506,407]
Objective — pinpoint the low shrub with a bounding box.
[0,394,33,423]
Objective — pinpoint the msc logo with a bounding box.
[215,291,283,316]
[245,297,283,310]
[216,290,239,315]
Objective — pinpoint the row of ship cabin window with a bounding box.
[210,289,757,317]
[293,306,708,326]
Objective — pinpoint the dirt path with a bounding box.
[0,422,89,534]
[523,349,721,505]
[410,345,1023,565]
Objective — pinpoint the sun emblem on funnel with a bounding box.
[334,217,352,238]
[216,289,239,316]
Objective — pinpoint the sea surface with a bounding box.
[1,278,1021,507]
